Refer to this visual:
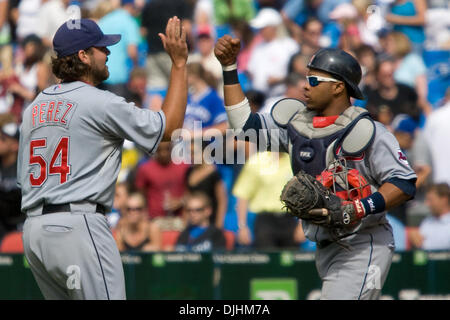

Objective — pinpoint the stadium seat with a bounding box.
[223,230,235,251]
[161,230,181,250]
[0,232,24,253]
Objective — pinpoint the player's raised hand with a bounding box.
[159,16,188,68]
[214,35,241,66]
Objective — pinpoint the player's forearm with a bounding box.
[378,182,413,210]
[161,65,187,141]
[224,83,246,106]
[223,83,251,130]
[236,198,249,228]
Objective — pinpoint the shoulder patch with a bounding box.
[397,149,410,166]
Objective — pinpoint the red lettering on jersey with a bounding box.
[54,101,63,122]
[39,103,46,123]
[60,102,73,124]
[47,101,55,122]
[31,104,38,126]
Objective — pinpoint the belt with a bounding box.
[42,203,106,215]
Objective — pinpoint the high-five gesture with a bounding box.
[214,35,241,66]
[159,16,188,68]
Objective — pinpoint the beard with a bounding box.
[90,61,109,85]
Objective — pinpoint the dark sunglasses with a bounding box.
[186,207,206,213]
[306,75,342,87]
[127,206,144,212]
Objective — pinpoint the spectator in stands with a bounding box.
[281,0,347,37]
[141,0,193,91]
[386,0,427,53]
[0,0,13,76]
[110,67,163,110]
[193,0,213,26]
[135,142,189,231]
[213,0,255,27]
[183,62,228,139]
[409,183,450,250]
[352,0,382,51]
[115,191,161,252]
[422,89,450,185]
[262,72,308,113]
[247,8,299,98]
[98,0,140,95]
[188,24,223,94]
[354,44,377,91]
[175,191,226,252]
[288,52,309,77]
[0,121,24,242]
[231,19,262,75]
[15,0,41,42]
[107,181,130,229]
[364,58,421,126]
[186,141,228,229]
[8,34,50,120]
[385,31,431,116]
[297,17,323,60]
[233,151,302,249]
[37,0,80,48]
[329,3,363,53]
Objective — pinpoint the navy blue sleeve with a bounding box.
[242,113,263,131]
[384,177,417,198]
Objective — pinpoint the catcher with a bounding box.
[215,36,417,300]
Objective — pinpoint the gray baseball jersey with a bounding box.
[18,81,166,212]
[242,107,416,299]
[18,81,166,300]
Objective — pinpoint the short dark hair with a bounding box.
[302,17,322,30]
[354,44,376,60]
[51,49,93,82]
[285,72,306,87]
[185,191,212,209]
[374,55,395,75]
[428,183,450,202]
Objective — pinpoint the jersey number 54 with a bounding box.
[29,137,71,187]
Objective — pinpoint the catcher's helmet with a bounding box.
[307,48,364,100]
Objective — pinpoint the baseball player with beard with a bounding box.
[18,17,188,299]
[214,35,417,300]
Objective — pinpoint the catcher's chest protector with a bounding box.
[284,106,375,178]
[288,126,342,176]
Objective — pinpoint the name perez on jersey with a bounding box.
[30,100,78,130]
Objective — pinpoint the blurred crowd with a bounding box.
[0,0,449,253]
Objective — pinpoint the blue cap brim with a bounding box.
[95,34,121,47]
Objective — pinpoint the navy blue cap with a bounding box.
[53,19,121,57]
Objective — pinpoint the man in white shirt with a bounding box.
[247,8,299,98]
[37,0,81,47]
[423,93,450,185]
[409,183,450,250]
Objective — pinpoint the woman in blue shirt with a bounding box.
[386,0,427,52]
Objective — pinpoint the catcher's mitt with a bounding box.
[280,170,365,228]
